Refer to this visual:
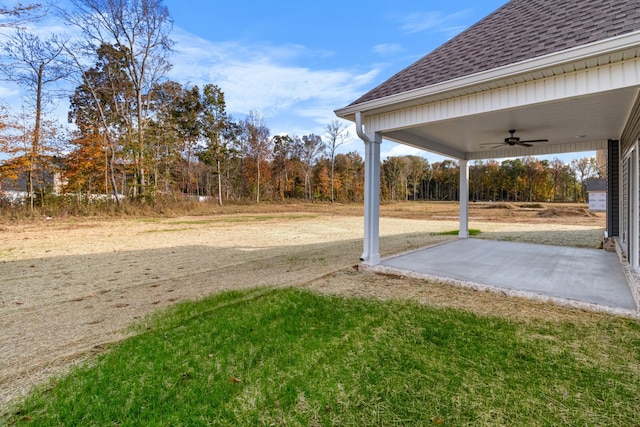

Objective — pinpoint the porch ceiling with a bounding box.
[382,86,639,160]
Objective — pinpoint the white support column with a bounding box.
[361,133,381,265]
[459,159,469,239]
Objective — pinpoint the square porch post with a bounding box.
[459,159,469,238]
[361,133,381,265]
[607,139,620,238]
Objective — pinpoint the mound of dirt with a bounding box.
[0,205,606,413]
[538,207,596,218]
[473,202,515,210]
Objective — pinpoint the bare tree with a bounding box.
[242,110,270,203]
[324,119,350,202]
[61,0,173,200]
[0,2,45,28]
[382,156,412,201]
[300,134,324,201]
[407,155,428,201]
[0,30,67,213]
[571,156,600,202]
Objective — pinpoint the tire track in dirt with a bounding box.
[0,210,604,413]
[0,214,442,411]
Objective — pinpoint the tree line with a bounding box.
[0,1,604,212]
[381,156,603,204]
[0,0,357,208]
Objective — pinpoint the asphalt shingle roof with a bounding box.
[586,179,608,192]
[350,0,640,106]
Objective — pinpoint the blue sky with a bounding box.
[161,0,510,160]
[3,0,593,162]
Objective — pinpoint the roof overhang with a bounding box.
[336,31,640,160]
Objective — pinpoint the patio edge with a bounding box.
[360,243,640,319]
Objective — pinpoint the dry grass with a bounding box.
[305,268,614,324]
[0,201,612,415]
[538,206,597,218]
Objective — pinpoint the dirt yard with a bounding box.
[0,202,606,412]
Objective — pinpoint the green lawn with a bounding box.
[7,288,640,426]
[438,229,482,236]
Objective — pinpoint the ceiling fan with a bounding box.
[480,129,549,149]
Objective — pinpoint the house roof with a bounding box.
[586,179,608,192]
[349,0,640,107]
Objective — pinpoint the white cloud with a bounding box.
[0,86,20,98]
[219,62,357,115]
[380,142,448,163]
[372,43,404,56]
[400,11,442,34]
[168,28,380,135]
[381,143,424,159]
[398,10,472,36]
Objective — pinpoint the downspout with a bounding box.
[355,111,370,144]
[357,112,382,265]
[356,112,369,261]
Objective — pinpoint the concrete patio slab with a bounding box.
[372,239,638,315]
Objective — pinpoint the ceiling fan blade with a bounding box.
[519,139,548,143]
[519,143,533,147]
[479,143,505,149]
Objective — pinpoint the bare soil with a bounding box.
[0,202,606,412]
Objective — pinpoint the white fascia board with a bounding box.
[335,30,640,120]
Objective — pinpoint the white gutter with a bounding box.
[336,30,640,118]
[355,111,370,143]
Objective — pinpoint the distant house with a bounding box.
[335,0,640,271]
[586,179,607,212]
[0,156,66,202]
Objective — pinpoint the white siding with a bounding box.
[621,93,640,267]
[622,93,640,153]
[623,156,630,248]
[369,59,640,134]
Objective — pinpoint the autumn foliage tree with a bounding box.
[0,1,607,211]
[64,132,109,197]
[0,29,67,212]
[197,84,229,205]
[62,0,173,200]
[68,44,134,202]
[0,109,29,188]
[272,134,294,202]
